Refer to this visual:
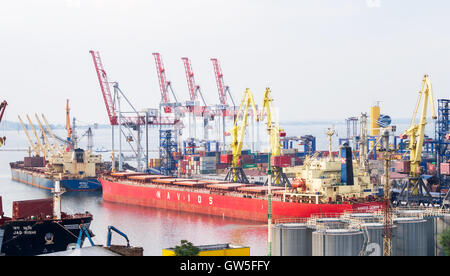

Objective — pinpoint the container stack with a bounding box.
[199,156,217,174]
[148,158,162,169]
[178,154,218,175]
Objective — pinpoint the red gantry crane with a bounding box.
[211,58,236,149]
[152,53,180,114]
[89,50,180,172]
[181,57,210,141]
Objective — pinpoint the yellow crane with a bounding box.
[26,114,48,158]
[260,88,290,186]
[35,113,57,157]
[403,74,437,176]
[18,115,41,157]
[396,74,437,206]
[41,114,64,153]
[224,88,258,183]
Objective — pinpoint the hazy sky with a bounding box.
[1,0,449,125]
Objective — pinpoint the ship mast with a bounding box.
[326,127,336,161]
[52,174,66,220]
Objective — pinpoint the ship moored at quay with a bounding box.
[99,171,384,222]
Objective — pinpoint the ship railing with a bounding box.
[391,206,450,219]
[273,217,308,224]
[340,212,383,224]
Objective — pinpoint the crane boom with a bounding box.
[181,57,207,107]
[403,74,437,176]
[261,88,282,157]
[89,50,117,125]
[211,58,227,106]
[211,58,235,108]
[153,53,179,113]
[0,101,7,147]
[35,114,56,156]
[18,115,40,156]
[42,114,64,152]
[26,115,47,157]
[0,101,7,123]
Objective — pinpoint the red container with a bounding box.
[271,156,291,167]
[220,154,232,164]
[441,163,450,175]
[393,160,410,173]
[12,199,53,220]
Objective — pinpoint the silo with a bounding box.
[361,222,397,256]
[394,217,427,256]
[436,214,450,256]
[272,223,312,256]
[312,229,364,256]
[397,210,436,256]
[314,218,347,229]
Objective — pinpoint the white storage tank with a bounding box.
[394,217,427,256]
[312,229,364,256]
[272,223,312,256]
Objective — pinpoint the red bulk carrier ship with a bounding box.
[99,170,384,222]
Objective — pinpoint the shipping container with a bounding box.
[441,163,450,175]
[393,160,410,173]
[220,154,232,164]
[12,199,53,220]
[24,156,45,167]
[271,156,291,167]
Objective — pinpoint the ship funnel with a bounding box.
[340,143,354,186]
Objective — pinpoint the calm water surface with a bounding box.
[0,131,267,256]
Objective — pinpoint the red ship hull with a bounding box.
[99,178,383,222]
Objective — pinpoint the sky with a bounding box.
[0,0,449,125]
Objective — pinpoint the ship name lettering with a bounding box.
[167,192,170,200]
[177,193,181,200]
[188,194,190,202]
[198,195,202,204]
[156,191,161,199]
[209,197,213,205]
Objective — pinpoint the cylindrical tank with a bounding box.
[312,229,364,256]
[272,223,312,256]
[314,218,347,229]
[394,217,427,256]
[397,210,435,256]
[361,222,397,256]
[436,214,450,256]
